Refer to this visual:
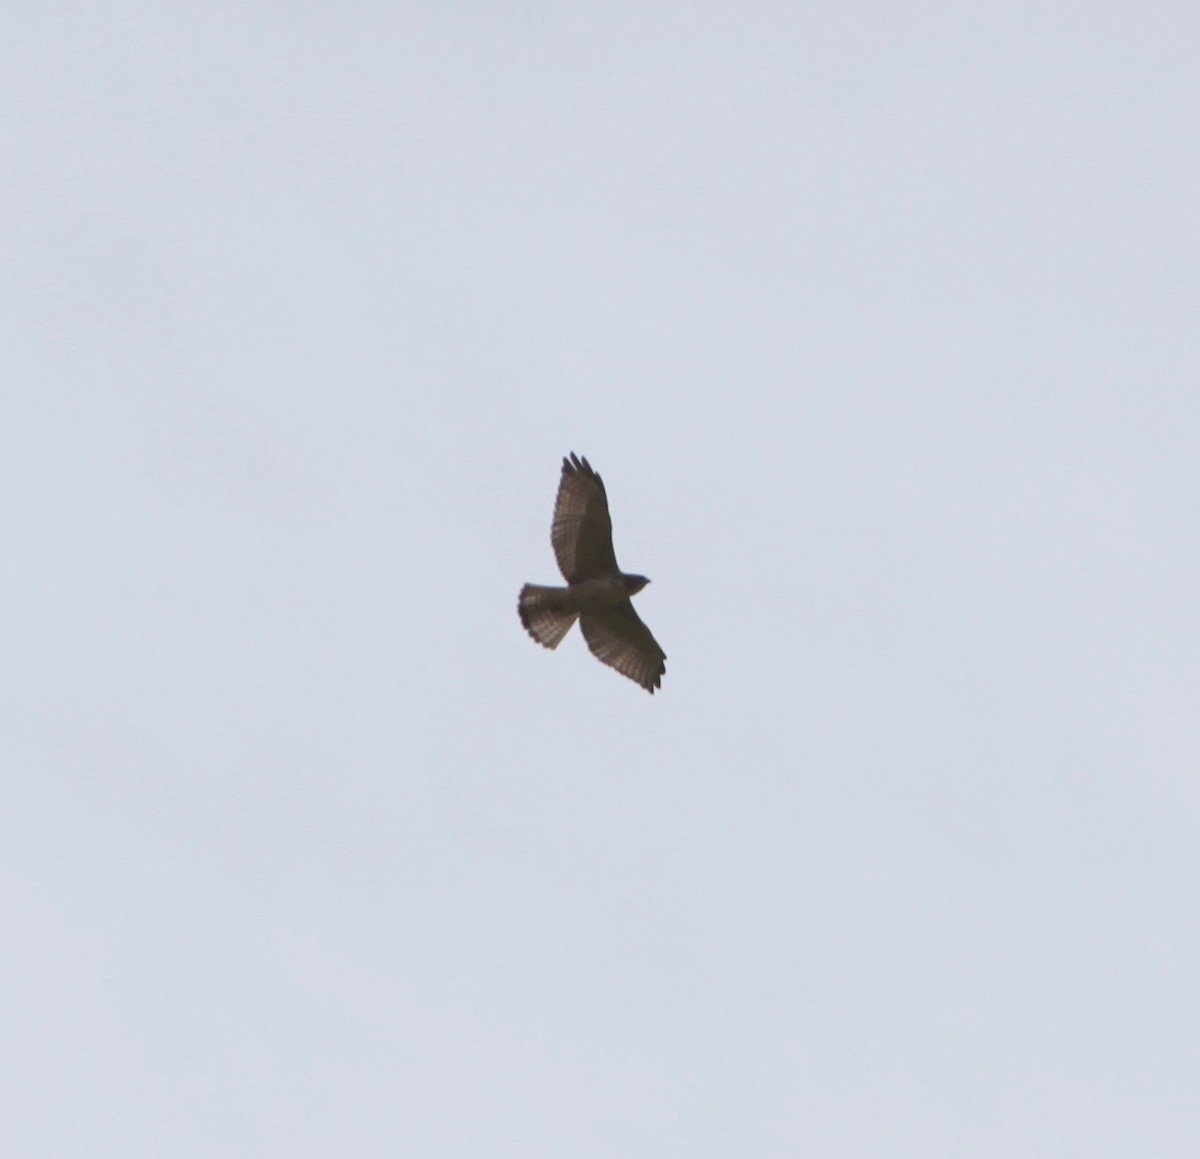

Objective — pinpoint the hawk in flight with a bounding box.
[519,453,667,693]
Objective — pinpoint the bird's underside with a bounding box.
[518,453,666,693]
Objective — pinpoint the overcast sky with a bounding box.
[3,4,1198,1155]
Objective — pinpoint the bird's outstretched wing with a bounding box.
[551,453,618,583]
[579,604,667,694]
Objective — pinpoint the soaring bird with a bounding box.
[518,453,666,693]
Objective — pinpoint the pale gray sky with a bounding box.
[3,4,1198,1155]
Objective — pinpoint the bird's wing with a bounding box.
[579,604,666,693]
[551,453,618,583]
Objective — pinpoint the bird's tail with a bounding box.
[518,584,578,650]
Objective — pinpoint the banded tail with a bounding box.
[518,584,578,649]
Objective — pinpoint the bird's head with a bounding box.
[622,573,651,596]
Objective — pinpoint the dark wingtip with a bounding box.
[563,452,598,483]
[642,663,665,694]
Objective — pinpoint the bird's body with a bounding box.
[518,454,666,693]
